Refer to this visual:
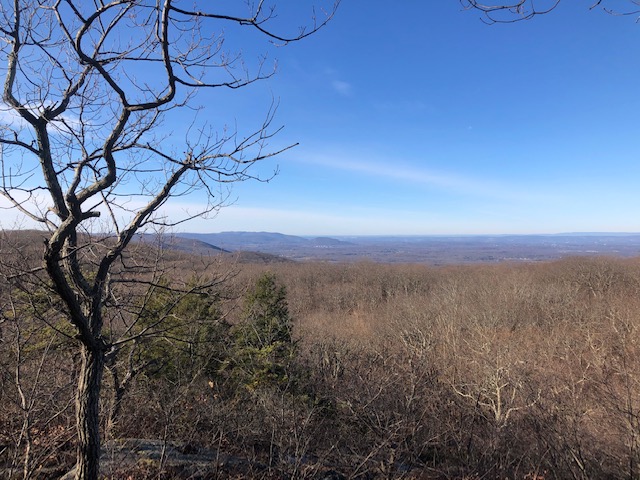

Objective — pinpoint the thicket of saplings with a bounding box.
[2,246,640,479]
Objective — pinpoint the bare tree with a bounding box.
[462,0,640,23]
[0,1,338,479]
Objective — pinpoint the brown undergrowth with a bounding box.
[3,249,640,478]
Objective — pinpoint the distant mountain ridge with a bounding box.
[173,231,640,264]
[6,230,640,264]
[178,231,353,250]
[133,232,290,263]
[162,236,229,254]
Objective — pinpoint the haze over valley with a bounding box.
[175,231,640,264]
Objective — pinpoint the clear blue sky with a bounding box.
[192,1,640,236]
[6,2,640,236]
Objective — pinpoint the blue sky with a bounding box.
[5,1,640,236]
[187,1,640,236]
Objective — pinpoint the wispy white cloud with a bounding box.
[299,151,557,204]
[0,191,227,232]
[0,102,82,135]
[0,190,49,229]
[0,107,29,129]
[374,100,434,114]
[331,80,352,96]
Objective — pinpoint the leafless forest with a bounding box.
[2,231,640,479]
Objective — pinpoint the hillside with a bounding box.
[3,230,640,478]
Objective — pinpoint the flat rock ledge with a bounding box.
[60,438,348,479]
[60,438,251,479]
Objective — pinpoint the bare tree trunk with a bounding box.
[105,372,124,441]
[105,368,128,440]
[75,345,104,480]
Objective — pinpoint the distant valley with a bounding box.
[174,232,640,264]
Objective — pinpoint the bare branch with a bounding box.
[0,2,338,477]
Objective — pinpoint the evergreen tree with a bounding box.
[227,273,296,391]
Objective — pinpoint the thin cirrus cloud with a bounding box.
[299,151,556,204]
[187,205,435,235]
[331,80,352,96]
[0,107,30,129]
[0,104,82,133]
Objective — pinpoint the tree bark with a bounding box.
[75,344,105,480]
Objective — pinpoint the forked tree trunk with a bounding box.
[75,344,105,480]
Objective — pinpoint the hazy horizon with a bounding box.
[179,230,640,238]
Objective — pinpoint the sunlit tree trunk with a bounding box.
[75,345,105,480]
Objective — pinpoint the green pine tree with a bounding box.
[227,273,297,392]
